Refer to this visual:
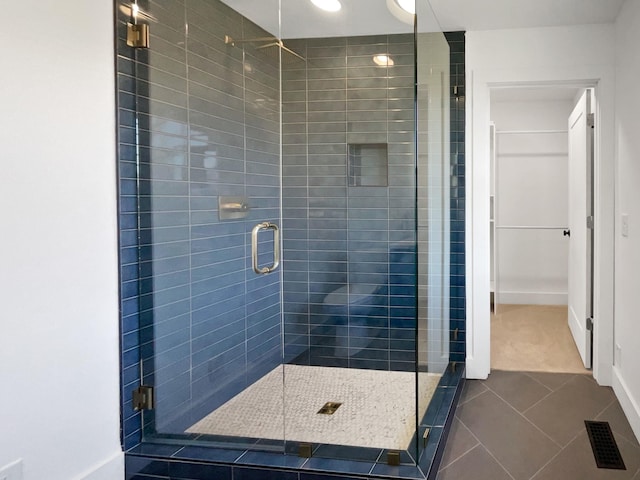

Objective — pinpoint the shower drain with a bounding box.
[317,402,342,415]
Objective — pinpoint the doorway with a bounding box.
[488,86,593,374]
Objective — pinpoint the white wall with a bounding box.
[613,0,640,445]
[465,24,616,382]
[492,99,573,305]
[0,1,123,479]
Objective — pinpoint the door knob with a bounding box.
[563,229,571,237]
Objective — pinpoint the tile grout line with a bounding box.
[482,382,564,450]
[593,398,640,447]
[520,387,557,416]
[457,383,488,407]
[522,371,575,392]
[527,431,578,480]
[437,419,480,471]
[438,443,479,473]
[455,419,517,480]
[594,397,617,419]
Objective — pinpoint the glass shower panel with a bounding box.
[416,27,451,460]
[131,0,285,449]
[277,0,421,457]
[416,31,451,373]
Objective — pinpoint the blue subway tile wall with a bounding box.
[281,35,417,372]
[116,0,283,447]
[444,32,466,363]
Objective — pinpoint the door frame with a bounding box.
[465,66,615,385]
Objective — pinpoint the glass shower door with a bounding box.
[129,0,286,450]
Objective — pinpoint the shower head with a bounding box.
[224,35,306,64]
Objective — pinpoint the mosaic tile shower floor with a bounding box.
[187,365,441,450]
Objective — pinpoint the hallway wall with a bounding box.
[0,1,122,479]
[613,0,640,444]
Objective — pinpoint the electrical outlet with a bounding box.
[0,459,23,480]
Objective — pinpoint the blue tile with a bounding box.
[125,456,169,477]
[233,466,298,480]
[312,445,381,463]
[370,463,425,479]
[126,474,168,480]
[450,353,465,362]
[300,473,369,480]
[418,426,444,474]
[302,457,372,475]
[173,446,244,463]
[124,431,142,451]
[127,445,183,457]
[238,451,306,469]
[420,387,445,427]
[168,461,232,480]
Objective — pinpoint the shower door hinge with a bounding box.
[133,385,154,411]
[422,427,431,447]
[587,113,595,128]
[586,317,594,331]
[387,451,401,466]
[587,216,594,229]
[127,22,150,49]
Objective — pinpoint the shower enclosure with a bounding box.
[118,0,461,477]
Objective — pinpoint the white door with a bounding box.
[567,90,593,368]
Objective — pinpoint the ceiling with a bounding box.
[222,0,626,39]
[427,0,626,32]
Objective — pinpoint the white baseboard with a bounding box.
[612,367,640,445]
[497,291,568,306]
[76,451,124,480]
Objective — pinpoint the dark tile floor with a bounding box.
[437,371,640,480]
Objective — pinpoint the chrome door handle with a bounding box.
[251,222,280,274]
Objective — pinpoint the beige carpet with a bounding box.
[491,304,590,374]
[187,364,441,450]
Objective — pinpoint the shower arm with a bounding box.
[224,35,277,46]
[224,35,306,62]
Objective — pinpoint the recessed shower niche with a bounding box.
[116,0,463,478]
[348,144,388,187]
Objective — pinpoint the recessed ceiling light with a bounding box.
[373,54,394,67]
[310,0,342,12]
[386,0,414,24]
[396,0,415,14]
